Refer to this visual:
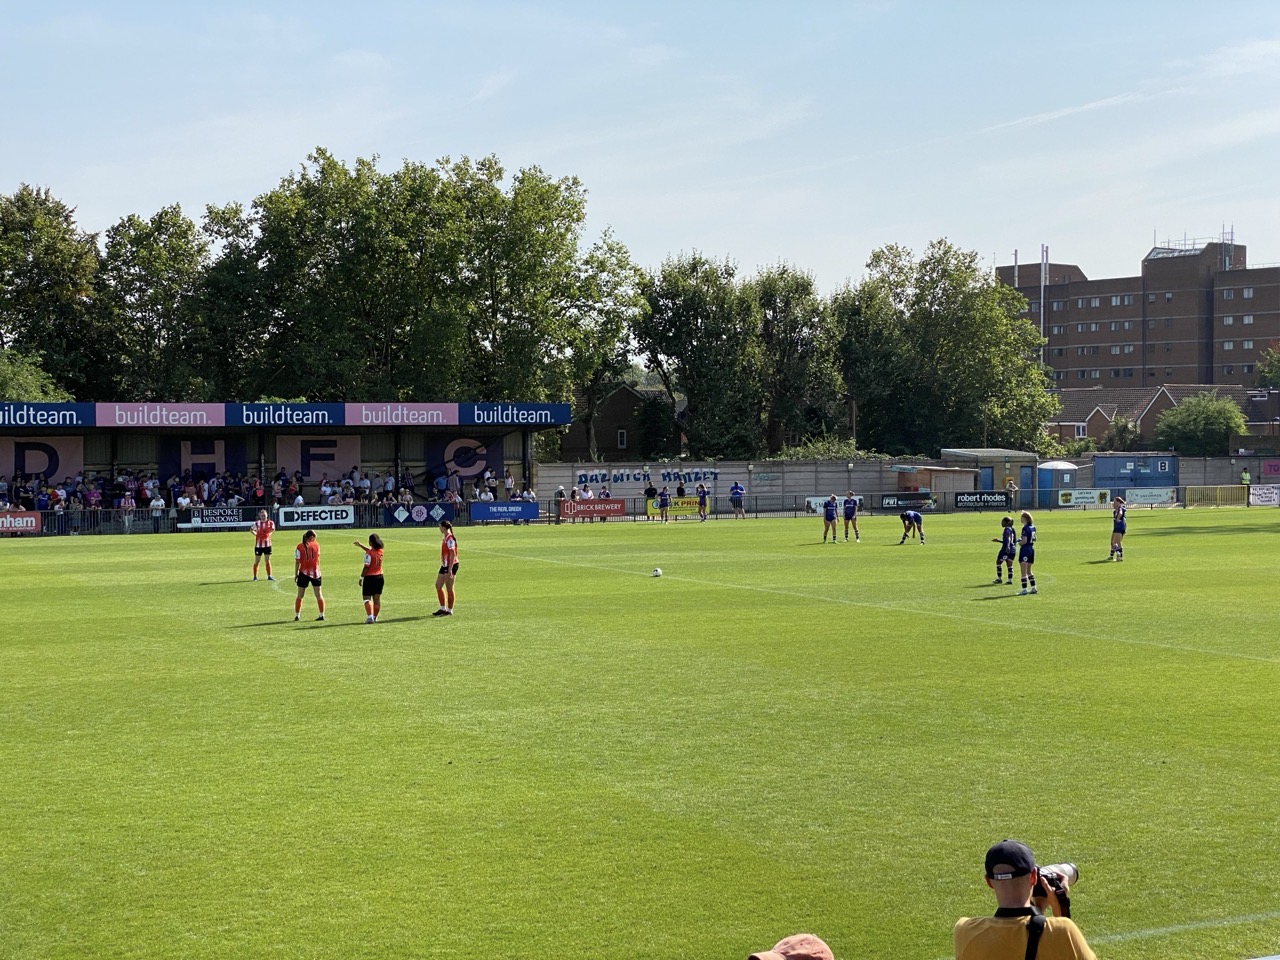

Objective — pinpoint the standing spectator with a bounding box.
[119,489,136,533]
[730,479,746,518]
[644,479,658,521]
[503,468,515,500]
[150,490,167,533]
[555,485,566,524]
[486,469,499,501]
[446,469,460,499]
[436,472,449,500]
[953,839,1094,960]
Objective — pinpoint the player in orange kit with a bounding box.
[251,508,276,581]
[433,521,458,617]
[353,533,385,623]
[293,529,325,621]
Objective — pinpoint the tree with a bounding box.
[0,185,102,397]
[635,254,763,459]
[1153,392,1247,456]
[1255,341,1280,389]
[747,264,841,454]
[1099,415,1143,452]
[837,240,1059,455]
[567,231,643,460]
[0,349,72,400]
[96,205,209,400]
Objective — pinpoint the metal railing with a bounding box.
[3,486,1271,538]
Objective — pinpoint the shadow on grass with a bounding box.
[234,615,431,629]
[202,579,259,585]
[972,593,1026,601]
[1138,523,1279,537]
[1084,559,1116,565]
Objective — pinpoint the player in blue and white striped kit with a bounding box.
[1109,497,1127,561]
[1018,511,1037,595]
[842,491,860,543]
[822,494,839,543]
[991,516,1017,584]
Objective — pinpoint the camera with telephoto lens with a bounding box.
[1033,863,1079,917]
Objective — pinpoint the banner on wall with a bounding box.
[1123,487,1177,505]
[1249,484,1280,506]
[157,437,248,481]
[275,436,362,481]
[0,436,85,482]
[429,438,497,480]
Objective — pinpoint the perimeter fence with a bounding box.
[2,484,1272,539]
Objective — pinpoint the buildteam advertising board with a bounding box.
[0,402,573,428]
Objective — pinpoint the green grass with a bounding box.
[3,508,1280,959]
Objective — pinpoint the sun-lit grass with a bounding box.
[2,507,1280,959]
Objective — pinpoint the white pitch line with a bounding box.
[447,543,1280,666]
[1090,909,1280,944]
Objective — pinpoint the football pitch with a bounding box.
[3,508,1279,960]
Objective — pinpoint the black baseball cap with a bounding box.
[985,839,1036,880]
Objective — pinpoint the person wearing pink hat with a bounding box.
[748,932,835,960]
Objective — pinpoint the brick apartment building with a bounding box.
[997,239,1280,387]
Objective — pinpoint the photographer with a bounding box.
[954,839,1095,960]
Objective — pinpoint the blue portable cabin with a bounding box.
[1036,460,1078,508]
[1092,452,1179,499]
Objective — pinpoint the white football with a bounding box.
[651,567,662,577]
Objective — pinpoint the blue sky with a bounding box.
[4,1,1280,290]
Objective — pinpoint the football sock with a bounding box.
[294,598,302,614]
[1021,577,1028,589]
[364,600,373,617]
[1028,575,1036,587]
[317,598,326,614]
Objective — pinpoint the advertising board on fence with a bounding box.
[384,502,455,526]
[646,497,702,517]
[562,500,625,520]
[472,501,540,522]
[1058,488,1111,506]
[880,493,937,511]
[955,492,1010,510]
[1124,487,1178,505]
[183,507,255,529]
[0,511,42,534]
[1250,484,1280,507]
[278,505,356,528]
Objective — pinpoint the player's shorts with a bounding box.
[730,497,743,508]
[255,545,272,556]
[843,510,857,521]
[296,573,322,588]
[997,547,1015,562]
[1018,546,1035,564]
[1113,522,1126,534]
[438,563,460,577]
[361,574,384,596]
